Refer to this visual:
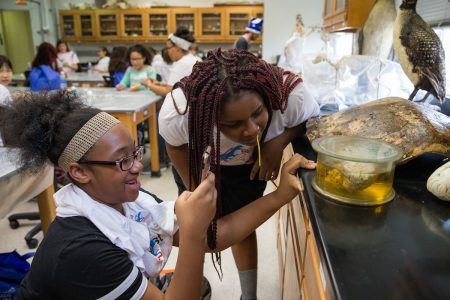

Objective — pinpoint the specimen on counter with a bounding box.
[306,97,450,164]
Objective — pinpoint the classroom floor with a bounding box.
[0,154,281,300]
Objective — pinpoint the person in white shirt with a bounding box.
[159,48,319,300]
[56,40,79,74]
[93,47,110,73]
[143,27,201,96]
[150,48,172,84]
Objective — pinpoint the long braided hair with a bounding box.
[172,48,302,271]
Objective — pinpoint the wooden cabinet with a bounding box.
[60,11,95,42]
[276,144,333,300]
[224,6,264,42]
[59,5,262,43]
[323,0,375,32]
[198,8,225,42]
[171,8,198,39]
[225,7,252,41]
[120,10,146,41]
[95,10,120,40]
[147,9,170,41]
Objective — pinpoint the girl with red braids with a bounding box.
[159,48,319,299]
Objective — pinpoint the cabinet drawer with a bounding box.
[290,196,308,263]
[282,214,302,300]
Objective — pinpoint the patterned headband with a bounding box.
[58,112,120,172]
[168,34,192,51]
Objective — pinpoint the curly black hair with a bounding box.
[0,90,100,173]
[174,26,195,44]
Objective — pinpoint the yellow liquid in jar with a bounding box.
[315,160,394,204]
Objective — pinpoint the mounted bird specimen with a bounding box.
[359,0,397,59]
[393,0,446,103]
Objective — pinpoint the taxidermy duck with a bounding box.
[359,0,397,59]
[393,0,446,103]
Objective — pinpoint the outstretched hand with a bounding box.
[175,172,217,242]
[274,154,316,203]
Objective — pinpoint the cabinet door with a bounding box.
[335,0,346,12]
[60,13,77,41]
[324,0,334,17]
[148,9,170,41]
[96,10,120,40]
[225,7,252,41]
[78,12,95,40]
[282,215,302,300]
[198,8,225,42]
[120,10,146,40]
[171,8,197,39]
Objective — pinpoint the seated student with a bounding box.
[0,55,13,87]
[151,48,172,84]
[56,40,79,74]
[93,46,110,73]
[29,43,61,91]
[116,44,157,92]
[0,90,314,299]
[108,46,128,86]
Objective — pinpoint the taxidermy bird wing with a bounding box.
[399,15,446,100]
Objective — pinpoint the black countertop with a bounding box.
[292,136,450,300]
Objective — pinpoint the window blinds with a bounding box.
[394,0,450,25]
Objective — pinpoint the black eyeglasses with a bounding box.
[78,146,144,171]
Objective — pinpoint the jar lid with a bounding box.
[312,136,403,163]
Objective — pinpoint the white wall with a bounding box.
[262,0,324,63]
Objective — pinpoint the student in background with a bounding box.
[0,55,13,87]
[150,48,172,84]
[108,46,128,86]
[233,18,263,51]
[29,42,61,91]
[56,40,79,74]
[143,27,200,96]
[93,47,110,73]
[116,44,157,92]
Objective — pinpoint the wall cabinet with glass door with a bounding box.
[120,10,148,41]
[323,0,375,32]
[225,6,263,42]
[95,10,120,40]
[60,11,95,42]
[198,8,225,42]
[60,6,263,43]
[225,7,252,41]
[147,9,170,41]
[170,8,198,40]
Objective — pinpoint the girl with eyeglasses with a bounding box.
[1,90,311,299]
[116,44,157,92]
